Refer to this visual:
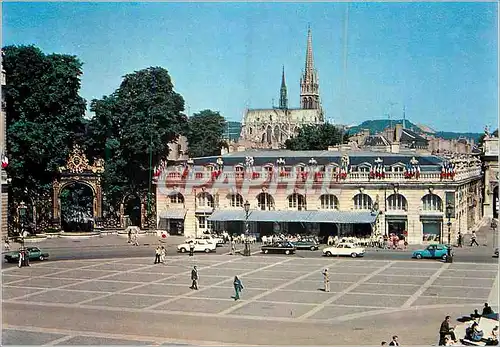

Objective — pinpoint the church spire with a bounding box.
[279,65,288,110]
[305,26,314,76]
[300,27,320,110]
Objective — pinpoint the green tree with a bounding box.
[285,123,343,150]
[3,45,87,232]
[185,110,227,157]
[87,67,187,207]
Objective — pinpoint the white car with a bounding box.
[185,235,224,247]
[322,243,366,258]
[177,239,217,253]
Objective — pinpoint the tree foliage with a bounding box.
[185,110,227,158]
[285,123,343,150]
[86,67,187,205]
[3,45,87,228]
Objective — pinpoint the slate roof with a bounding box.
[364,135,390,147]
[400,129,429,146]
[190,150,444,168]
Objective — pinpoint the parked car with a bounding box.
[291,239,319,251]
[412,244,452,260]
[322,243,365,258]
[261,242,296,255]
[4,247,50,263]
[185,235,224,246]
[177,239,217,253]
[493,248,499,258]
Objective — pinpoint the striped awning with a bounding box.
[208,210,249,222]
[248,210,313,223]
[308,211,379,224]
[159,209,187,219]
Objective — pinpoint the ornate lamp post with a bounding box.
[243,200,251,256]
[445,202,454,263]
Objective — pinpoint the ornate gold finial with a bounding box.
[60,145,105,174]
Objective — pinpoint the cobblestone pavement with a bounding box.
[2,255,498,345]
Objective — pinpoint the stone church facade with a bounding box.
[239,28,325,149]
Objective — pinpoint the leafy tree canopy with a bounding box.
[285,123,343,150]
[87,67,187,204]
[185,109,227,158]
[3,45,86,210]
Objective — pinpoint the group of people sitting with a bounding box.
[440,303,498,346]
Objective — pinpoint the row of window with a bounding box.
[170,192,444,212]
[178,165,413,173]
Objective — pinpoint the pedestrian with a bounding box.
[18,248,24,268]
[439,316,457,345]
[24,248,30,267]
[160,245,166,263]
[154,246,161,264]
[190,266,198,290]
[127,228,132,243]
[132,231,139,246]
[4,238,10,251]
[389,335,400,346]
[470,231,479,247]
[457,231,463,248]
[322,268,330,292]
[231,242,236,255]
[482,303,494,316]
[189,241,195,256]
[232,276,243,300]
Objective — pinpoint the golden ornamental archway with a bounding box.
[52,145,105,227]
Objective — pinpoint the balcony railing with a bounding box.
[161,167,481,185]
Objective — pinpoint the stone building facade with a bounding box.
[239,28,324,149]
[482,134,498,219]
[155,150,482,244]
[1,55,8,238]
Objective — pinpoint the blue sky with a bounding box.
[2,2,498,133]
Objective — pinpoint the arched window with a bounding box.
[229,194,244,208]
[422,194,442,212]
[320,194,338,210]
[257,192,274,211]
[169,193,184,204]
[197,192,214,208]
[288,193,306,210]
[387,194,407,211]
[353,193,372,210]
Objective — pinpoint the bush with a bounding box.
[44,228,60,234]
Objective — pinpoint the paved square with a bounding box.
[2,255,498,345]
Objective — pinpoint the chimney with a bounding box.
[394,124,403,142]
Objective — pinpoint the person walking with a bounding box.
[232,276,244,300]
[388,335,400,346]
[322,268,330,292]
[154,246,161,264]
[160,246,166,263]
[190,266,199,290]
[127,228,132,243]
[189,241,195,256]
[18,248,25,268]
[457,231,463,248]
[132,231,139,246]
[470,230,479,247]
[439,316,457,345]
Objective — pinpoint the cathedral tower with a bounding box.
[300,27,321,110]
[279,66,288,110]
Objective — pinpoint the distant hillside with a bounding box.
[347,119,421,135]
[346,119,482,142]
[224,121,241,141]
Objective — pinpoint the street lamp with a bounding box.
[243,200,251,256]
[445,202,454,263]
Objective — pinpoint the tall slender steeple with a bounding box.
[279,66,288,110]
[300,26,320,110]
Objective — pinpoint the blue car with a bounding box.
[412,244,452,260]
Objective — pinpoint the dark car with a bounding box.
[291,239,319,251]
[261,242,296,255]
[4,246,50,263]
